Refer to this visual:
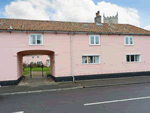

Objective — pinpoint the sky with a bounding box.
[0,0,150,30]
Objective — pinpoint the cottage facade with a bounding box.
[0,11,150,86]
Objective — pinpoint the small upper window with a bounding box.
[89,35,100,45]
[32,56,34,58]
[37,55,39,58]
[125,36,133,45]
[29,34,43,45]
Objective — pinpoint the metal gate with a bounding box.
[30,62,44,78]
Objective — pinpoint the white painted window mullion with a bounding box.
[93,56,94,64]
[129,55,131,62]
[87,56,88,64]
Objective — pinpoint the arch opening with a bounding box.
[17,49,55,85]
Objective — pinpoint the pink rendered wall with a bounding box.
[23,55,50,66]
[0,32,71,81]
[0,31,150,81]
[72,34,150,76]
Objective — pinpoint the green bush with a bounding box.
[23,63,27,68]
[32,63,37,68]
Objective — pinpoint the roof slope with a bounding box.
[0,18,150,34]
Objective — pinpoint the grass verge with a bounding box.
[23,67,50,75]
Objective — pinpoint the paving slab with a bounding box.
[75,76,150,87]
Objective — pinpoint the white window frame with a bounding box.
[125,36,134,45]
[126,54,141,62]
[37,61,43,65]
[89,35,100,45]
[32,56,34,58]
[29,34,43,45]
[30,62,34,64]
[82,54,100,64]
[37,55,39,58]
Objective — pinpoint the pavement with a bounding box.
[1,75,150,95]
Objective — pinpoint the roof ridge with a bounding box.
[0,18,95,24]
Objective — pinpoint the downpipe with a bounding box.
[71,33,75,82]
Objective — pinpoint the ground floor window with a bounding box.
[82,55,100,64]
[37,61,43,65]
[30,62,34,64]
[126,54,140,62]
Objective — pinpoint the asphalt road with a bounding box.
[1,83,150,113]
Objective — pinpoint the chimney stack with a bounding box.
[94,11,101,24]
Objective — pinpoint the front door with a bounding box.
[47,60,50,67]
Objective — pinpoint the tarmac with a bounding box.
[1,75,150,96]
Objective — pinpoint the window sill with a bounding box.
[124,44,134,46]
[126,61,141,63]
[29,44,43,46]
[82,63,100,64]
[89,44,100,46]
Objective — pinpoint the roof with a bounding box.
[0,18,150,35]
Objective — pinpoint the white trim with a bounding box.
[82,55,100,64]
[124,36,134,45]
[89,35,100,45]
[126,54,141,62]
[37,61,42,65]
[29,34,43,45]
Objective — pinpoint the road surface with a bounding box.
[1,83,150,113]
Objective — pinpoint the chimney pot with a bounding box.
[96,11,100,16]
[94,11,101,24]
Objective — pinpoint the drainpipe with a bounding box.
[71,33,75,82]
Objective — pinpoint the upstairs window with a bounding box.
[125,36,133,45]
[126,54,140,62]
[32,56,34,58]
[29,34,43,45]
[37,55,39,58]
[89,35,100,45]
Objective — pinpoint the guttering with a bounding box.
[1,29,150,36]
[71,33,75,82]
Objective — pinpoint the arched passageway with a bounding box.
[17,50,55,79]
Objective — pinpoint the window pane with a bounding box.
[90,36,94,44]
[37,55,39,58]
[125,37,128,44]
[94,56,99,63]
[37,35,42,44]
[32,56,34,58]
[30,35,36,44]
[82,56,87,63]
[40,61,43,65]
[95,36,99,44]
[131,55,134,62]
[130,37,133,44]
[135,55,140,62]
[126,55,130,62]
[88,56,93,63]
